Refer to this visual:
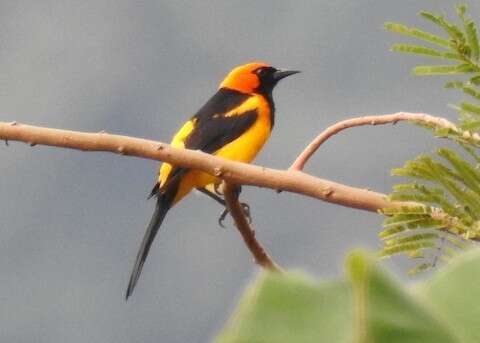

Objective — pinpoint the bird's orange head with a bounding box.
[219,62,299,95]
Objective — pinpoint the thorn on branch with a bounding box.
[9,121,17,126]
[323,187,334,197]
[117,146,125,154]
[213,167,223,177]
[29,142,37,147]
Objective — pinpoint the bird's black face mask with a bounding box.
[254,67,300,95]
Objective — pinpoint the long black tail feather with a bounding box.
[125,195,170,300]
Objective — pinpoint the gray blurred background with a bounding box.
[1,1,478,342]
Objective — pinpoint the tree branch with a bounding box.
[289,112,458,171]
[0,121,399,212]
[0,115,474,269]
[223,182,281,271]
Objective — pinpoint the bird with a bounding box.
[125,62,299,299]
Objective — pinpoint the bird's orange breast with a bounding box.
[213,94,271,162]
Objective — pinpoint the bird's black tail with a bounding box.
[125,194,171,300]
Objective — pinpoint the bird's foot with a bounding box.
[218,209,229,228]
[218,202,252,228]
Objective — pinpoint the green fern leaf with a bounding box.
[470,75,480,85]
[465,21,479,61]
[379,225,406,239]
[413,64,474,75]
[384,232,439,246]
[420,11,465,43]
[457,4,479,61]
[391,44,463,60]
[379,241,436,257]
[408,262,433,276]
[437,148,480,194]
[460,102,480,115]
[384,22,451,48]
[444,80,465,89]
[462,85,480,100]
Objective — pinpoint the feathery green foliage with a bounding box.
[385,5,480,131]
[384,4,479,272]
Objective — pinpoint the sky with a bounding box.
[0,1,478,342]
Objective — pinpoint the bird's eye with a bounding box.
[255,67,268,76]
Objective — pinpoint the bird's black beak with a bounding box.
[273,69,301,82]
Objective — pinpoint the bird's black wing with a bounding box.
[186,88,257,153]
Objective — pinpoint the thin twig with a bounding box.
[223,182,281,271]
[289,112,458,171]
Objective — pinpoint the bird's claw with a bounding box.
[218,208,229,228]
[217,202,252,228]
[214,183,224,196]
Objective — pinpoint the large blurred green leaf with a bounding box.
[214,249,480,343]
[421,249,480,343]
[214,272,353,343]
[347,251,460,343]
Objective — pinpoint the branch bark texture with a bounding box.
[0,121,398,212]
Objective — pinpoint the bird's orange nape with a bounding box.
[219,62,270,94]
